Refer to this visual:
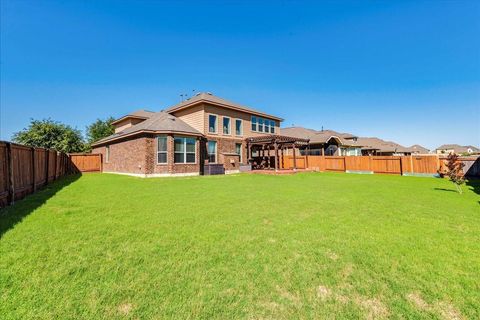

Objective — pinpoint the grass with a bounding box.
[0,172,479,319]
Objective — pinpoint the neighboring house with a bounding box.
[408,144,430,155]
[435,144,480,155]
[91,92,283,177]
[281,127,362,156]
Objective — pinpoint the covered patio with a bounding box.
[246,134,310,172]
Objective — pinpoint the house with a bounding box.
[280,126,427,156]
[92,92,290,177]
[408,144,430,155]
[281,127,362,156]
[435,144,480,155]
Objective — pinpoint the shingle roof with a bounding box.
[356,137,410,153]
[92,112,202,146]
[280,127,358,145]
[111,109,156,125]
[408,144,430,154]
[165,92,283,121]
[436,144,480,153]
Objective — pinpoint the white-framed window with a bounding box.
[235,119,242,136]
[207,140,217,163]
[258,118,264,132]
[269,120,275,133]
[223,117,231,135]
[157,136,167,164]
[251,116,257,131]
[208,114,217,133]
[174,137,196,163]
[105,145,110,163]
[235,143,242,163]
[264,120,270,133]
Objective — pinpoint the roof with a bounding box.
[436,144,480,153]
[111,109,156,125]
[92,112,202,146]
[408,144,430,154]
[165,92,283,121]
[280,127,358,145]
[356,137,411,153]
[247,134,310,145]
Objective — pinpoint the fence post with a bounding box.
[343,156,347,173]
[32,147,36,193]
[6,143,14,205]
[45,149,49,185]
[54,151,58,180]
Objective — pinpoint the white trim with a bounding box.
[222,116,231,135]
[103,171,200,178]
[207,140,217,164]
[208,114,218,134]
[156,135,168,164]
[235,118,243,136]
[105,145,110,163]
[173,136,197,164]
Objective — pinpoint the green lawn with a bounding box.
[1,173,479,319]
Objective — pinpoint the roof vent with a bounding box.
[167,115,176,121]
[206,92,212,95]
[195,92,201,96]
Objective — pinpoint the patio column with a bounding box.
[292,143,297,171]
[274,141,278,172]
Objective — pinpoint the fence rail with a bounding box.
[282,155,480,177]
[0,142,102,208]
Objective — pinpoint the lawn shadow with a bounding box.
[433,187,457,193]
[465,178,480,199]
[0,174,81,239]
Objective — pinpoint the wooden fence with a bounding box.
[0,142,102,208]
[282,155,480,177]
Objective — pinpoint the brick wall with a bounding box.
[93,136,149,174]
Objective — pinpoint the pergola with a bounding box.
[246,134,310,171]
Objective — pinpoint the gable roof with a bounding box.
[280,127,358,145]
[408,144,430,154]
[92,112,202,146]
[436,144,480,153]
[165,92,283,121]
[111,109,156,125]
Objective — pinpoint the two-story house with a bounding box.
[91,93,283,177]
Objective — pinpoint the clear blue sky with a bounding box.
[1,0,479,150]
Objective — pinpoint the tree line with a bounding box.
[12,117,115,153]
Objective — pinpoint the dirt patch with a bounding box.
[406,292,429,311]
[276,286,302,307]
[118,302,133,316]
[326,251,339,261]
[435,301,464,320]
[316,285,331,300]
[341,263,354,279]
[406,292,464,320]
[355,297,389,320]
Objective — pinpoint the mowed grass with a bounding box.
[0,173,479,319]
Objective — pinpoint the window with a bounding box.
[258,118,264,132]
[174,137,196,163]
[235,119,242,136]
[223,117,231,135]
[208,141,217,163]
[270,120,275,133]
[235,143,242,163]
[105,145,110,163]
[251,116,257,131]
[157,136,167,164]
[209,115,217,133]
[264,120,270,133]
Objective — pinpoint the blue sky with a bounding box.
[1,0,479,149]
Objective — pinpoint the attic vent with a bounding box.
[206,92,212,95]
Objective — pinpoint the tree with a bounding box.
[85,117,115,148]
[442,153,465,194]
[12,119,86,153]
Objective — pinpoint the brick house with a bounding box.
[91,93,284,177]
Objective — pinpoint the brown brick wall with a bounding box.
[205,136,245,171]
[92,136,149,174]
